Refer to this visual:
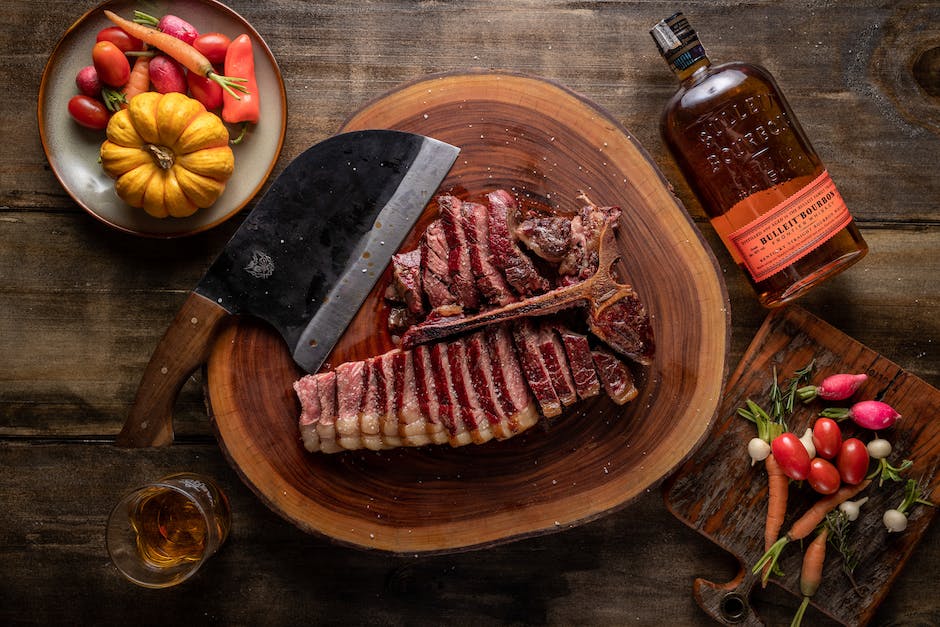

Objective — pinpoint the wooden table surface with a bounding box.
[3,1,938,624]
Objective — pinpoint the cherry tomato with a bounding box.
[807,458,841,495]
[96,26,144,53]
[67,95,110,130]
[771,432,812,480]
[193,32,232,65]
[837,438,870,485]
[811,418,843,460]
[92,41,131,87]
[187,72,223,110]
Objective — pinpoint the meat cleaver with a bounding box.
[117,130,459,447]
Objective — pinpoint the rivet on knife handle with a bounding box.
[116,293,229,447]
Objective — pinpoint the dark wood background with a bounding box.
[2,1,938,624]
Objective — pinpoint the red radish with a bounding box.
[811,418,842,459]
[771,432,812,481]
[134,11,198,44]
[75,66,102,98]
[798,373,868,402]
[822,400,900,430]
[149,55,187,94]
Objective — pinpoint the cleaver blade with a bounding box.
[118,130,459,447]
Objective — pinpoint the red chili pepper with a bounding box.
[222,34,259,126]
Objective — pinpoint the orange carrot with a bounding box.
[122,55,151,103]
[103,10,247,98]
[753,479,870,585]
[791,527,829,627]
[762,454,789,585]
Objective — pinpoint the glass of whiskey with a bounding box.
[106,473,231,588]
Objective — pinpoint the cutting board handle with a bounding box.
[116,293,229,447]
[693,570,762,625]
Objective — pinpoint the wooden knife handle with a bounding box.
[116,292,229,448]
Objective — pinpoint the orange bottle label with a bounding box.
[729,171,853,282]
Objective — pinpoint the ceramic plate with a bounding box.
[206,71,731,554]
[38,0,286,237]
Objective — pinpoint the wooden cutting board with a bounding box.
[663,305,940,626]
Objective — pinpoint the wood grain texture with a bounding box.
[206,72,729,553]
[665,306,940,626]
[2,0,938,624]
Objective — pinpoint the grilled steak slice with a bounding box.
[396,350,431,446]
[485,325,540,433]
[559,203,621,284]
[359,358,388,450]
[447,339,494,444]
[294,374,322,452]
[439,195,481,311]
[421,220,458,311]
[429,342,473,446]
[513,212,572,263]
[335,361,367,449]
[465,331,513,439]
[391,249,425,316]
[486,190,550,296]
[511,319,562,418]
[592,347,639,405]
[558,329,601,400]
[463,201,517,306]
[413,344,449,444]
[537,324,578,407]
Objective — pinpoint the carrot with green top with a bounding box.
[103,10,247,98]
[761,454,789,585]
[752,479,871,585]
[790,527,829,627]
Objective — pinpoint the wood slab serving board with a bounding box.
[204,71,730,554]
[663,306,940,626]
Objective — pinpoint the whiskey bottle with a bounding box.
[651,12,867,307]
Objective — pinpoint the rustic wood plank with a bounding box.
[0,440,936,625]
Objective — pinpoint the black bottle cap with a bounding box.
[650,12,707,72]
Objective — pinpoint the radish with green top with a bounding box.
[820,400,900,431]
[866,437,913,486]
[797,373,867,402]
[883,479,935,533]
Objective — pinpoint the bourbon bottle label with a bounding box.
[729,171,853,282]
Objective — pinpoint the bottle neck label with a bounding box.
[729,171,853,282]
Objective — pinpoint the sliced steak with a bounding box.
[511,319,562,418]
[313,372,341,452]
[420,220,457,311]
[558,329,601,400]
[439,195,481,311]
[428,342,473,446]
[446,339,494,444]
[559,203,621,283]
[485,190,550,297]
[396,350,431,446]
[465,331,512,439]
[485,325,540,433]
[377,352,403,446]
[335,361,367,450]
[359,358,387,450]
[514,213,572,263]
[537,324,578,407]
[412,344,449,444]
[592,347,639,405]
[462,201,516,306]
[391,249,425,316]
[294,374,322,452]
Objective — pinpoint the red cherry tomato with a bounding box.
[187,72,224,110]
[837,438,870,485]
[807,458,841,495]
[67,95,110,130]
[771,433,812,480]
[96,26,144,53]
[811,418,843,459]
[92,41,131,87]
[193,32,232,65]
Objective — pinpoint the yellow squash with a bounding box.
[100,91,235,218]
